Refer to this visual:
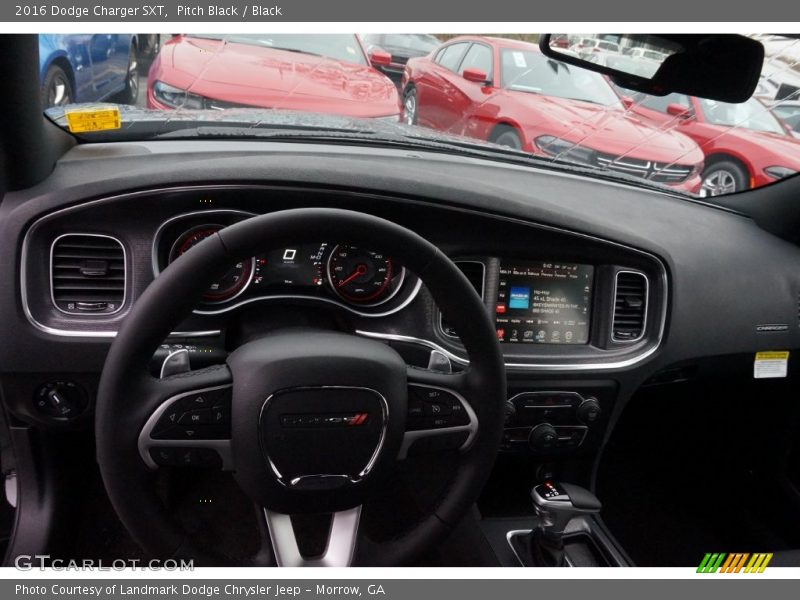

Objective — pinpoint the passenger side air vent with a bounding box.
[441,261,485,337]
[50,234,126,315]
[612,271,648,342]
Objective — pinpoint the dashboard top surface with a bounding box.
[2,139,800,384]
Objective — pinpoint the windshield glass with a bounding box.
[500,50,621,106]
[697,97,787,135]
[41,33,800,199]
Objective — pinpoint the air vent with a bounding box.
[50,234,126,315]
[441,261,485,337]
[612,271,648,342]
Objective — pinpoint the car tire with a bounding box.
[491,125,523,150]
[700,160,749,197]
[115,43,139,105]
[403,87,417,126]
[41,65,73,109]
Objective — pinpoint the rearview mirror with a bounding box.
[463,67,490,84]
[540,34,764,103]
[369,49,392,67]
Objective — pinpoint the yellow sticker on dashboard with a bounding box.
[754,351,789,379]
[65,107,121,133]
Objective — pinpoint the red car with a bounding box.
[625,93,800,196]
[147,34,400,119]
[401,36,704,193]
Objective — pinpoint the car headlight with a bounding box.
[764,166,797,180]
[152,81,205,110]
[534,135,596,165]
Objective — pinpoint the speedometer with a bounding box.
[168,224,254,303]
[327,245,401,305]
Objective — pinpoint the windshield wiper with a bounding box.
[264,46,324,57]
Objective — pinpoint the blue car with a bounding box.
[39,34,139,108]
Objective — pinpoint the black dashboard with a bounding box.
[3,139,800,465]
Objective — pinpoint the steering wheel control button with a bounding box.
[406,385,470,430]
[150,385,232,440]
[149,447,222,468]
[178,408,214,425]
[33,381,88,420]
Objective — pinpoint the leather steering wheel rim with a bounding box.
[96,207,506,566]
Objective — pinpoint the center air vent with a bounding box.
[441,261,485,338]
[50,234,126,315]
[612,271,648,342]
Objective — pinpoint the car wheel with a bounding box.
[700,160,749,197]
[41,65,73,109]
[492,126,523,150]
[403,87,417,125]
[115,43,139,105]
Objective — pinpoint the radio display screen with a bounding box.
[495,261,593,344]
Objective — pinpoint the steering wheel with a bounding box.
[96,208,506,566]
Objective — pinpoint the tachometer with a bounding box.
[327,245,401,305]
[168,224,254,303]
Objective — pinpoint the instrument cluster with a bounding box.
[153,212,414,314]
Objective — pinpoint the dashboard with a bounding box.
[3,139,800,465]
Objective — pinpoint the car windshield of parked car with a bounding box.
[697,97,787,135]
[40,33,800,199]
[380,34,440,52]
[500,50,621,107]
[186,34,368,65]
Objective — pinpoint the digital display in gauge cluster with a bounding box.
[495,261,593,344]
[254,244,328,288]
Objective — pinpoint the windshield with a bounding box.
[697,97,787,135]
[41,33,800,199]
[186,34,368,65]
[500,50,622,107]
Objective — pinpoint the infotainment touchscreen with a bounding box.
[495,261,593,344]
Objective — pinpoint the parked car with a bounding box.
[39,34,139,108]
[147,34,399,119]
[586,51,661,78]
[136,34,161,70]
[772,100,800,133]
[571,37,621,58]
[628,47,668,62]
[361,33,440,87]
[625,92,800,195]
[401,36,704,193]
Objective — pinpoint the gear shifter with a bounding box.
[516,481,602,567]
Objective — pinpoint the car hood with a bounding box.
[157,37,399,117]
[514,93,703,164]
[704,125,800,167]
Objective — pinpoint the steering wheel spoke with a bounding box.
[400,368,478,459]
[264,506,362,567]
[138,365,234,471]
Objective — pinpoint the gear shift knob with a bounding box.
[532,481,602,536]
[526,481,601,567]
